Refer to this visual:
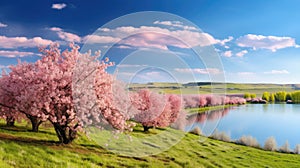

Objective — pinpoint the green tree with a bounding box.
[291,91,300,103]
[262,92,270,101]
[275,91,287,102]
[286,93,292,101]
[269,93,275,102]
[250,93,256,99]
[244,93,251,99]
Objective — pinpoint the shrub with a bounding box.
[250,93,256,99]
[244,93,251,99]
[291,91,300,103]
[189,127,202,135]
[275,91,287,102]
[279,141,290,153]
[211,130,231,142]
[269,93,275,102]
[294,144,300,154]
[262,92,270,102]
[264,136,277,151]
[236,135,260,148]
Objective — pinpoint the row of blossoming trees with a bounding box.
[183,94,246,108]
[0,44,246,144]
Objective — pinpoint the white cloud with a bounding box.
[83,35,120,44]
[0,22,7,28]
[153,20,197,31]
[219,36,234,46]
[236,34,298,52]
[49,27,81,42]
[236,50,248,57]
[223,50,232,57]
[0,50,38,57]
[0,36,53,48]
[91,25,232,49]
[237,72,255,75]
[52,3,67,10]
[174,68,222,74]
[264,70,289,74]
[49,27,62,32]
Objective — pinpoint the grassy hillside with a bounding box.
[129,82,297,96]
[1,120,300,167]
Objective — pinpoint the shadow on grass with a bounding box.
[0,126,115,156]
[0,124,57,136]
[0,132,58,146]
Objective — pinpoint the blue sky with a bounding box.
[1,0,300,84]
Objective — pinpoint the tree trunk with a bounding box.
[6,117,15,126]
[27,115,43,132]
[143,125,153,132]
[53,123,77,144]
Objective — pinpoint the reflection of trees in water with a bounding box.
[186,108,231,126]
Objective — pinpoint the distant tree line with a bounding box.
[244,91,300,103]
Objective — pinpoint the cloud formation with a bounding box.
[0,36,53,48]
[0,22,7,28]
[50,27,81,42]
[236,50,248,57]
[223,50,232,57]
[0,50,37,57]
[52,3,67,10]
[83,35,120,44]
[236,34,298,52]
[153,20,197,31]
[88,25,232,50]
[264,70,289,74]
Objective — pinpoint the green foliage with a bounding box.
[291,91,300,103]
[244,93,256,99]
[244,92,251,99]
[262,92,270,101]
[275,91,287,102]
[286,93,292,101]
[269,93,275,102]
[250,93,257,99]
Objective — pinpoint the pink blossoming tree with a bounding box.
[133,89,182,132]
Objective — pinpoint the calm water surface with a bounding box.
[187,104,300,148]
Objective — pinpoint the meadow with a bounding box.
[1,120,300,168]
[129,82,298,96]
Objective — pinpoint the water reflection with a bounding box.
[185,108,231,135]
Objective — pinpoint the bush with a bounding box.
[275,91,287,102]
[211,130,231,142]
[262,92,270,102]
[269,93,275,102]
[279,141,290,153]
[250,93,256,99]
[236,135,260,148]
[291,91,300,103]
[294,144,300,154]
[189,127,202,135]
[264,136,277,151]
[244,93,251,99]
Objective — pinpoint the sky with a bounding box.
[1,0,300,84]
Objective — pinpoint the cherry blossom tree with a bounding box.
[183,94,246,108]
[133,89,181,132]
[0,64,43,130]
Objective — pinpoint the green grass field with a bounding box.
[129,82,297,96]
[1,120,300,167]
